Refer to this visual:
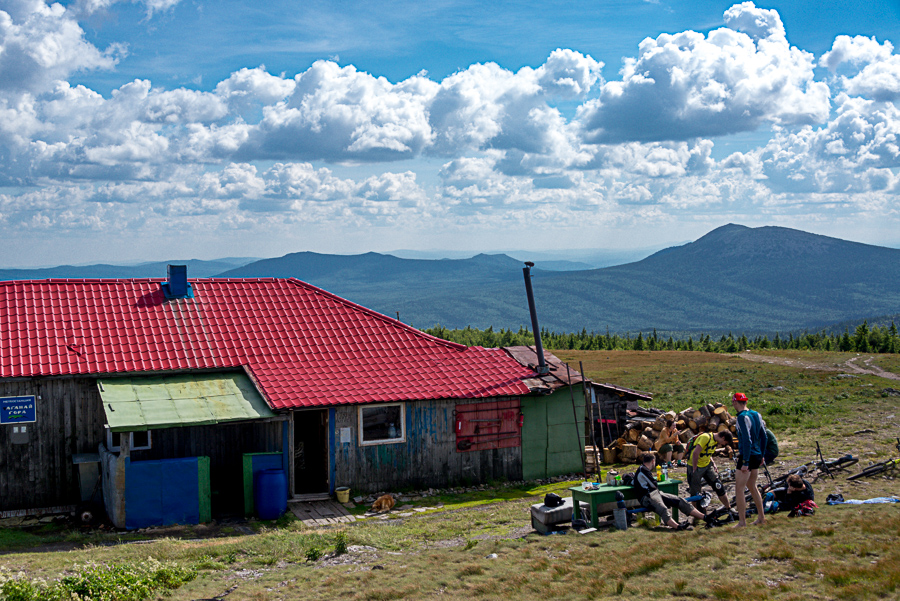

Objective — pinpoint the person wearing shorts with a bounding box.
[687,430,733,514]
[732,392,768,527]
[655,420,685,467]
[634,453,711,530]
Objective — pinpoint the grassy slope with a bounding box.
[2,351,899,601]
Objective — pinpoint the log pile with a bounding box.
[593,402,739,466]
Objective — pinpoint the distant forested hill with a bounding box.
[0,258,256,280]
[217,224,900,335]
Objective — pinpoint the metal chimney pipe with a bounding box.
[522,262,549,375]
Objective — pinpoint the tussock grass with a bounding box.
[3,350,900,600]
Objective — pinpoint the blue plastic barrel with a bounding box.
[254,468,287,520]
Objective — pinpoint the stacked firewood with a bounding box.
[594,403,738,465]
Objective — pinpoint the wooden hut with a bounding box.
[0,269,586,525]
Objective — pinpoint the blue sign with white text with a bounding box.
[1,396,37,424]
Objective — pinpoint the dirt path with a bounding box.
[843,356,900,381]
[736,352,900,381]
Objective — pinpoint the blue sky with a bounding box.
[1,0,899,266]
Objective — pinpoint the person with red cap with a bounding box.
[732,392,768,527]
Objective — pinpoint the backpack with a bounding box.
[684,433,707,464]
[789,500,818,517]
[544,493,563,508]
[764,428,779,461]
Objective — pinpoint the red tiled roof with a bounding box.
[0,278,535,408]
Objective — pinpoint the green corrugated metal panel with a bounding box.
[520,386,586,480]
[98,372,275,432]
[520,396,547,481]
[545,387,583,425]
[547,449,583,475]
[198,456,211,523]
[547,423,579,453]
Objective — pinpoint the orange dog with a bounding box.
[370,494,395,513]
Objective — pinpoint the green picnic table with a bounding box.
[570,478,682,528]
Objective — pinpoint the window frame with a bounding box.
[105,426,152,452]
[358,402,406,446]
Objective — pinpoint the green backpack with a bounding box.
[684,432,714,466]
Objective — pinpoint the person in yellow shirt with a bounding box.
[687,430,733,514]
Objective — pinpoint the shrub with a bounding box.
[334,531,348,555]
[0,559,195,601]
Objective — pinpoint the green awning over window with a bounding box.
[98,372,276,432]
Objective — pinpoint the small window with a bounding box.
[105,426,152,452]
[358,403,405,446]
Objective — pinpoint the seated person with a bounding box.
[771,474,814,515]
[634,452,712,531]
[655,420,685,467]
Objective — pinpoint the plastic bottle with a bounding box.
[662,467,668,482]
[656,465,662,481]
[613,491,627,530]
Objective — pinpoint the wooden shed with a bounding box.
[587,382,653,448]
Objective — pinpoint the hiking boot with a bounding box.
[675,522,694,531]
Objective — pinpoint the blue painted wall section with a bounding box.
[124,456,209,529]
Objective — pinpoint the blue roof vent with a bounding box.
[161,264,193,299]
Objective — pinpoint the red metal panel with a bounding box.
[454,399,522,452]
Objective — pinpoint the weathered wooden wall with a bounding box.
[0,377,106,512]
[0,375,284,517]
[590,388,630,446]
[332,398,523,493]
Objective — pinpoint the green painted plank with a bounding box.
[198,456,211,523]
[242,454,254,516]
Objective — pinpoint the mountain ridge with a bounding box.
[1,225,897,335]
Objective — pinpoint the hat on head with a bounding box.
[732,392,748,403]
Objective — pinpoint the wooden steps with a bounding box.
[288,499,355,526]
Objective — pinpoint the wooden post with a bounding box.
[566,362,587,478]
[582,361,602,473]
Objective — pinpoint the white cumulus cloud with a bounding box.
[822,36,900,102]
[577,1,830,143]
[0,0,120,95]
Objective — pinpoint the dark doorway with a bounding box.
[293,410,329,494]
